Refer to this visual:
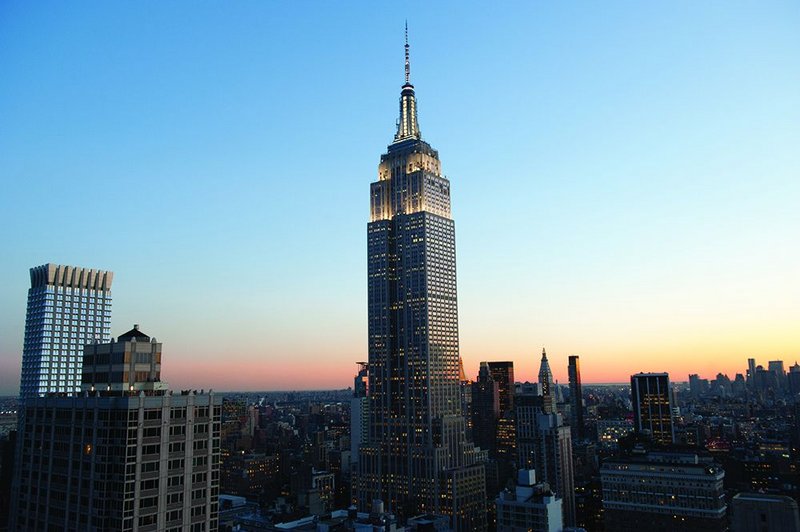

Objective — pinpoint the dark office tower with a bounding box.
[789,363,800,395]
[568,356,585,441]
[10,325,222,531]
[20,263,113,399]
[487,362,516,479]
[516,391,576,527]
[769,360,787,391]
[351,363,369,468]
[355,30,486,531]
[487,362,515,415]
[459,358,474,438]
[747,358,757,391]
[631,373,675,445]
[472,363,500,454]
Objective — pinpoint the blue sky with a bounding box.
[1,2,799,394]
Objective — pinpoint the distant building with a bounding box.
[789,362,800,395]
[730,493,800,532]
[487,361,517,482]
[747,358,756,385]
[538,349,556,414]
[19,263,113,399]
[568,356,585,440]
[769,361,787,390]
[496,469,562,532]
[10,325,222,531]
[487,362,515,416]
[350,362,369,467]
[221,451,279,500]
[596,420,634,450]
[516,391,575,527]
[472,363,500,455]
[601,451,726,532]
[689,374,710,398]
[631,373,675,444]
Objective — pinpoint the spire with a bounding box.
[394,23,421,142]
[405,20,410,84]
[538,348,553,397]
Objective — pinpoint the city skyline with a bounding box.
[2,2,799,395]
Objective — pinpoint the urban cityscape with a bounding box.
[1,3,799,532]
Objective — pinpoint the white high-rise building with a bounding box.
[19,263,113,399]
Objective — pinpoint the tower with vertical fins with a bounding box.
[355,27,487,531]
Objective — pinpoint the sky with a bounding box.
[1,2,799,395]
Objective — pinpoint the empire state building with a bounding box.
[355,31,487,531]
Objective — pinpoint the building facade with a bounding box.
[730,493,800,532]
[355,33,486,531]
[472,363,500,455]
[601,451,727,532]
[350,363,369,468]
[516,394,576,527]
[10,326,222,532]
[568,355,585,441]
[631,372,675,445]
[496,469,562,532]
[20,263,113,399]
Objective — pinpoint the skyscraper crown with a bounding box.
[539,348,554,396]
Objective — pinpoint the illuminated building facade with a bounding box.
[631,373,675,445]
[355,30,487,531]
[20,263,113,399]
[601,451,727,532]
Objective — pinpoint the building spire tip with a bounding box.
[404,21,410,84]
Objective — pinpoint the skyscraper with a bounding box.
[351,362,369,467]
[516,394,576,528]
[487,361,517,484]
[472,363,500,455]
[567,356,585,441]
[538,349,556,414]
[355,30,487,531]
[631,373,675,445]
[487,362,515,416]
[19,263,113,399]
